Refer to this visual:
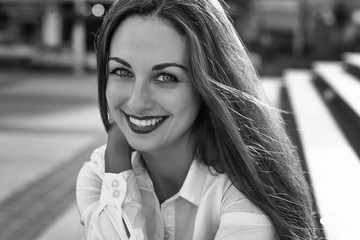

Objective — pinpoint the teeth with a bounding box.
[129,117,164,127]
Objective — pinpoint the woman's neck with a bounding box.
[140,141,194,203]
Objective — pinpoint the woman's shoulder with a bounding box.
[91,144,107,163]
[193,162,273,234]
[197,162,265,216]
[194,162,239,204]
[89,144,106,169]
[196,162,238,197]
[82,145,140,177]
[77,145,107,178]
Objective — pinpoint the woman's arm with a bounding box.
[214,185,277,240]
[104,123,133,174]
[76,124,148,240]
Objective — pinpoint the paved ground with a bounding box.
[0,71,280,240]
[0,72,106,240]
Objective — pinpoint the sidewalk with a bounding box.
[0,72,106,240]
[0,71,283,239]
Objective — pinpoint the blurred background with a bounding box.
[0,0,359,239]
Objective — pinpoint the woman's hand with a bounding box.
[105,122,133,173]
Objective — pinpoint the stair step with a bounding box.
[313,61,360,119]
[343,52,360,69]
[283,69,360,240]
[343,52,360,79]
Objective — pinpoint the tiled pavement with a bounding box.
[0,72,281,240]
[0,72,106,240]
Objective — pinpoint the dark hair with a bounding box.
[96,0,318,239]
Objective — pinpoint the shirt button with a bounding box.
[113,190,120,198]
[111,179,120,188]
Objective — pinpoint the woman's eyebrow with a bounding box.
[108,57,187,71]
[152,63,187,71]
[108,57,131,68]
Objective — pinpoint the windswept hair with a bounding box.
[96,0,318,239]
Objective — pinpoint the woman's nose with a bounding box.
[127,80,154,114]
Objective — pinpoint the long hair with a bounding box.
[96,0,318,239]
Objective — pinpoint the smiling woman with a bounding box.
[105,15,200,154]
[76,0,318,240]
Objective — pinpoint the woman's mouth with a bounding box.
[123,112,168,134]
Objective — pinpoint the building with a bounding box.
[0,0,111,73]
[0,0,359,73]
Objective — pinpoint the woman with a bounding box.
[76,0,318,239]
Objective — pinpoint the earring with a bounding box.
[107,112,113,123]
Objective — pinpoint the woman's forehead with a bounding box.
[109,15,188,67]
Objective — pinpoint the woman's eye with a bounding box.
[110,68,133,78]
[155,73,178,84]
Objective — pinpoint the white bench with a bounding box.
[261,77,283,108]
[313,61,360,119]
[283,70,360,240]
[343,52,360,69]
[343,52,360,79]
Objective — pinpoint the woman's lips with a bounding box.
[123,112,169,134]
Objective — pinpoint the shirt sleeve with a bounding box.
[214,184,277,240]
[76,146,148,240]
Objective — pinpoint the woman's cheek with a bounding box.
[106,83,122,108]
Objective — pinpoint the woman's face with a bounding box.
[106,15,201,153]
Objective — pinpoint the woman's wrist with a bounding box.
[105,144,132,173]
[105,161,132,173]
[105,123,133,173]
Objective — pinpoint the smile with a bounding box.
[123,112,168,134]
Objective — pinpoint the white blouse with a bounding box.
[76,145,277,240]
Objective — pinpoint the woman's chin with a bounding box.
[127,141,155,153]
